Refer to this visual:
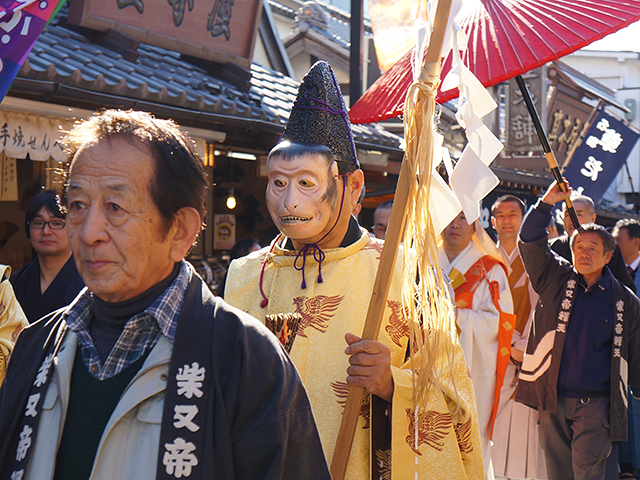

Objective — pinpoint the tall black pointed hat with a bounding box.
[281,61,359,166]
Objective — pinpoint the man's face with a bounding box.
[29,207,70,258]
[266,154,341,246]
[571,232,612,278]
[372,207,392,239]
[66,137,176,303]
[442,212,475,255]
[563,202,596,236]
[491,201,523,243]
[614,227,640,261]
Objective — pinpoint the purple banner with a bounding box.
[0,0,62,100]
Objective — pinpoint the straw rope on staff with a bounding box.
[401,59,459,412]
[330,2,455,477]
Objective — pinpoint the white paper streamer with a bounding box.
[426,0,503,225]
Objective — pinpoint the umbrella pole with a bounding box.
[514,75,582,232]
[329,1,452,478]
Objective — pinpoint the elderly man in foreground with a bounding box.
[516,180,640,480]
[0,110,329,480]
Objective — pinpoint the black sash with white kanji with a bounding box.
[5,275,216,480]
[156,275,215,480]
[8,321,68,480]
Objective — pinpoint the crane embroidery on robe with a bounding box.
[292,295,344,337]
[454,416,474,457]
[405,408,452,454]
[330,381,371,429]
[374,449,392,480]
[385,300,410,347]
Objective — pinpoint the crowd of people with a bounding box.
[0,60,639,480]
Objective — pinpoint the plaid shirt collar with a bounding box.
[64,260,191,380]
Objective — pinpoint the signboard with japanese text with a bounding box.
[546,91,594,169]
[0,153,18,201]
[68,0,262,68]
[563,107,640,204]
[213,214,235,250]
[0,109,71,162]
[505,68,545,153]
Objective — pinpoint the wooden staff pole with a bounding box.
[330,1,453,478]
[514,75,582,232]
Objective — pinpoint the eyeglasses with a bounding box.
[371,224,387,234]
[28,220,66,230]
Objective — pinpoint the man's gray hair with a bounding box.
[570,223,616,254]
[563,195,595,217]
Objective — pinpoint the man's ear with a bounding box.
[168,207,203,262]
[491,216,496,229]
[347,169,364,207]
[604,250,614,265]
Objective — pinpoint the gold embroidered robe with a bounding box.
[225,229,485,479]
[0,265,28,385]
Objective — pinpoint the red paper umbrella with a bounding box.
[350,0,640,124]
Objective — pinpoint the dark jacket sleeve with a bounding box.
[518,201,574,296]
[210,300,331,480]
[609,247,636,293]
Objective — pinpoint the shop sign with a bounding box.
[505,68,545,153]
[1,154,18,201]
[0,109,72,162]
[213,214,235,250]
[68,0,263,68]
[546,91,594,168]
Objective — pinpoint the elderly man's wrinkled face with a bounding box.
[266,154,341,248]
[66,137,176,303]
[563,202,596,236]
[571,232,612,279]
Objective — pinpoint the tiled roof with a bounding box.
[16,10,401,151]
[288,1,371,50]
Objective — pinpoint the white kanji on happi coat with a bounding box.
[176,362,205,399]
[163,363,206,478]
[15,425,32,462]
[33,353,53,388]
[163,438,199,478]
[173,405,200,432]
[24,394,40,418]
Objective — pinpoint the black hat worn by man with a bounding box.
[0,110,330,480]
[223,61,486,479]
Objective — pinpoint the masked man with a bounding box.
[224,61,485,479]
[0,110,329,480]
[439,211,515,471]
[489,195,546,479]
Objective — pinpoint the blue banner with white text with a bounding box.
[563,106,639,204]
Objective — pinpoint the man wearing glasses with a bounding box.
[10,189,84,323]
[371,200,392,239]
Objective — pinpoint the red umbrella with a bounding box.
[350,0,640,125]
